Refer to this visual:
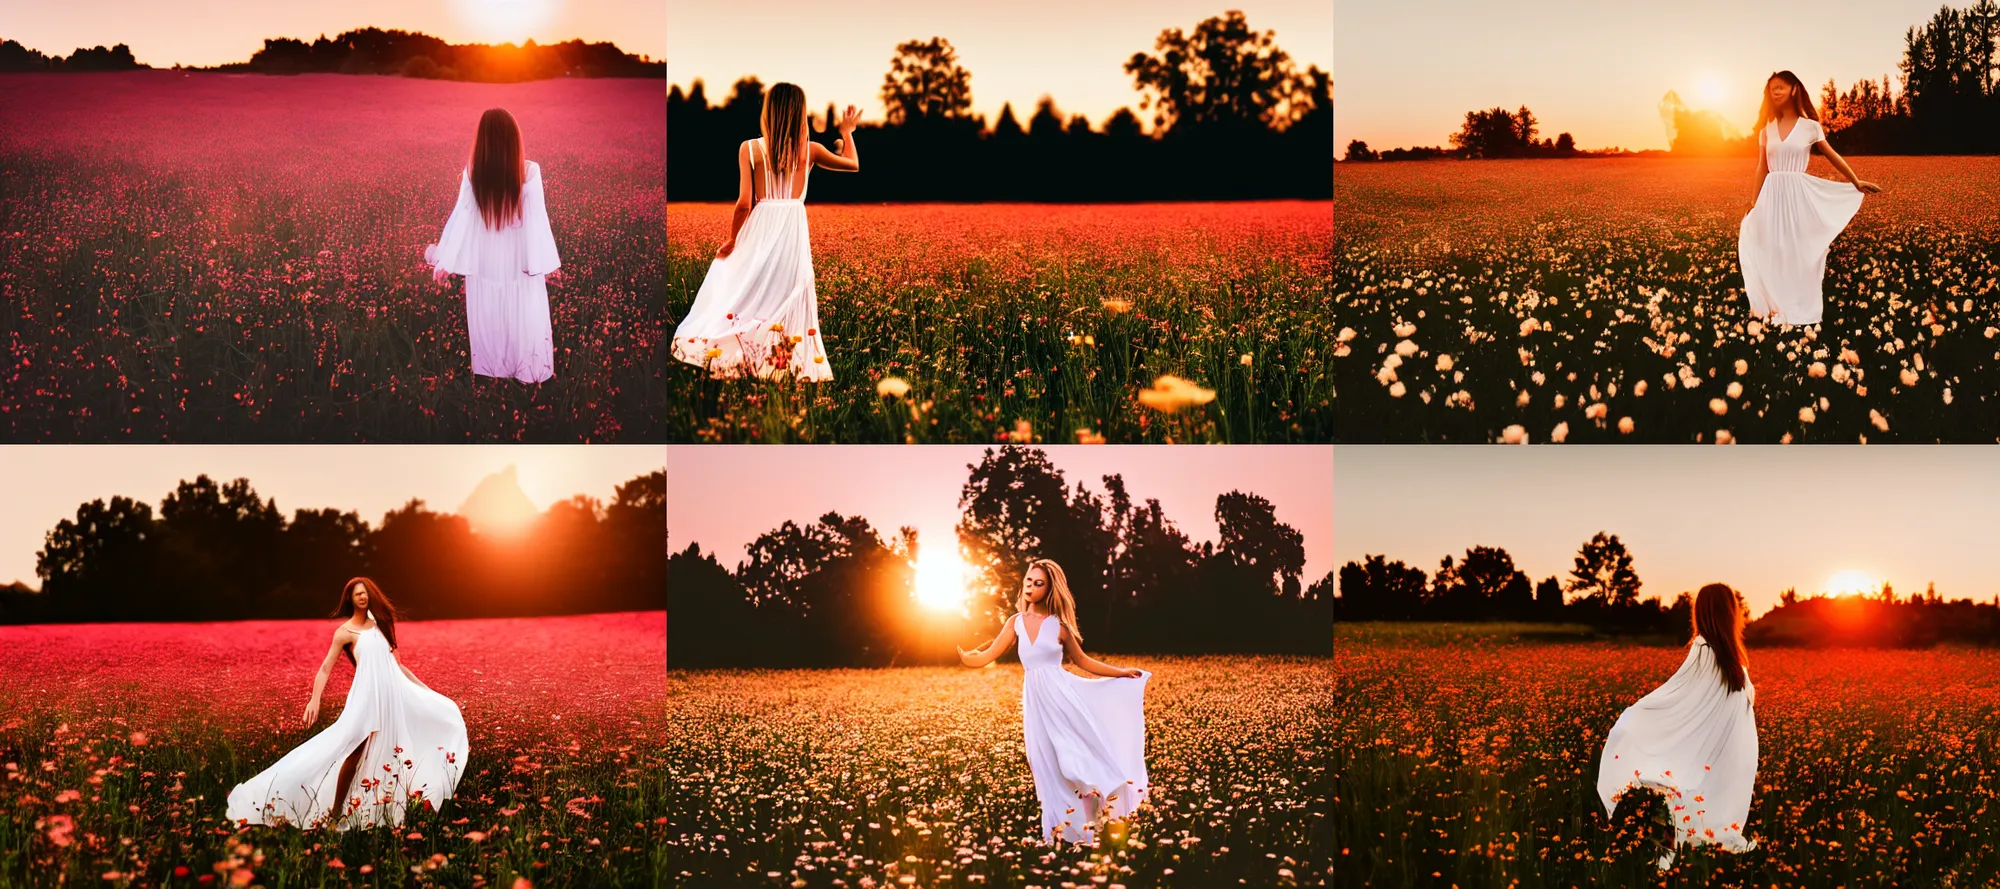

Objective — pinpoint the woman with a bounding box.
[427,107,562,383]
[671,82,860,381]
[1739,70,1882,327]
[957,559,1150,844]
[226,578,468,830]
[1597,582,1759,869]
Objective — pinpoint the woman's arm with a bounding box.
[717,142,755,259]
[810,105,862,173]
[1746,130,1769,214]
[957,618,1017,667]
[304,631,347,725]
[1060,627,1143,679]
[1815,136,1882,193]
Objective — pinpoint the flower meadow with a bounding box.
[665,202,1334,443]
[1334,623,2000,886]
[664,657,1334,886]
[0,612,669,887]
[0,72,665,442]
[1334,156,2000,442]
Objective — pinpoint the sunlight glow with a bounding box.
[1695,73,1727,107]
[451,0,558,44]
[913,548,972,613]
[1827,569,1880,598]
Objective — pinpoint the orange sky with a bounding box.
[1336,0,1946,151]
[7,0,664,67]
[1335,446,2000,617]
[669,0,1331,128]
[0,446,661,586]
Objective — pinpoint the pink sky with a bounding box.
[669,0,1331,127]
[0,446,661,587]
[1337,0,1944,151]
[668,445,1333,584]
[7,0,664,67]
[1335,446,2000,617]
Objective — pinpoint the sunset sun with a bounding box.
[451,0,558,44]
[1827,569,1879,597]
[913,548,972,613]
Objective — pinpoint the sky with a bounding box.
[668,444,1334,585]
[6,0,665,67]
[0,446,662,587]
[668,0,1332,128]
[1336,0,1945,151]
[1334,446,2000,617]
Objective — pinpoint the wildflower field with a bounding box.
[0,72,665,443]
[665,201,1334,443]
[1333,156,2000,442]
[0,612,669,887]
[663,656,1334,886]
[1334,622,2000,886]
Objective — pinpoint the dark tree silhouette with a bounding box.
[1335,554,1428,620]
[1567,532,1642,607]
[955,447,1115,639]
[881,37,975,126]
[1344,140,1376,161]
[1124,10,1316,135]
[1214,491,1306,597]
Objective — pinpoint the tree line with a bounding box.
[1341,1,2000,160]
[668,11,1332,202]
[0,472,665,624]
[0,29,663,80]
[668,447,1332,668]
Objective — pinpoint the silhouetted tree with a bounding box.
[1336,554,1427,620]
[881,37,974,125]
[1567,532,1641,607]
[1124,10,1312,135]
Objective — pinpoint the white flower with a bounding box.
[1551,422,1570,443]
[1338,327,1357,343]
[1436,354,1455,372]
[1798,406,1816,424]
[1715,429,1736,444]
[1500,424,1529,444]
[1393,322,1417,337]
[1900,368,1920,387]
[1726,381,1743,399]
[1618,416,1635,434]
[1709,398,1727,416]
[1734,359,1749,376]
[1871,409,1890,432]
[1395,339,1419,358]
[1808,362,1827,378]
[1585,402,1608,420]
[1389,381,1407,398]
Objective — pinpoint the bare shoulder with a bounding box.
[331,622,358,643]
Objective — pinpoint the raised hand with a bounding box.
[838,105,862,135]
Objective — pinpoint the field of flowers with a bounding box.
[0,72,665,442]
[665,202,1333,442]
[663,656,1334,886]
[1334,157,2000,442]
[0,611,669,887]
[1334,622,2000,886]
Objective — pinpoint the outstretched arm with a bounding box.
[1060,628,1143,679]
[1815,138,1881,193]
[957,618,1017,667]
[305,631,347,726]
[810,105,862,173]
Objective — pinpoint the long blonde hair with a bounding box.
[1017,558,1083,644]
[759,83,810,191]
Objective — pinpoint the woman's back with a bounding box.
[748,138,811,203]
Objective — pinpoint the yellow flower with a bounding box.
[704,347,721,359]
[1074,428,1106,444]
[1101,298,1133,314]
[770,322,785,333]
[875,376,911,398]
[1136,375,1217,413]
[1242,353,1255,366]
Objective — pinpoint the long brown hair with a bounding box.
[332,576,398,664]
[759,83,810,195]
[1017,558,1083,645]
[469,108,525,229]
[1753,70,1820,135]
[1693,582,1748,692]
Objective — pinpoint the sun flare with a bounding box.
[913,548,972,613]
[1695,73,1727,107]
[451,0,558,44]
[1827,569,1879,598]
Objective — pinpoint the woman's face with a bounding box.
[1022,566,1049,606]
[1766,78,1793,107]
[350,583,369,613]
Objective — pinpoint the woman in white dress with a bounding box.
[1598,582,1759,870]
[1739,70,1882,327]
[957,559,1151,844]
[227,578,468,830]
[427,108,562,383]
[671,83,860,381]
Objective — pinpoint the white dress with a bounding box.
[1739,118,1864,326]
[429,160,562,383]
[670,138,831,381]
[1596,636,1758,852]
[226,617,469,830]
[1015,613,1151,843]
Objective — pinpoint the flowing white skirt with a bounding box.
[1022,667,1151,843]
[671,200,831,382]
[1739,171,1864,326]
[466,273,554,383]
[1597,640,1758,852]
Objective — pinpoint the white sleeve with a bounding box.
[521,163,561,276]
[429,171,479,274]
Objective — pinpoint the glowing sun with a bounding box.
[1695,72,1727,107]
[1827,569,1879,598]
[913,548,972,613]
[451,0,558,44]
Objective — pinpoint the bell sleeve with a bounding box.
[520,161,561,276]
[428,170,479,275]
